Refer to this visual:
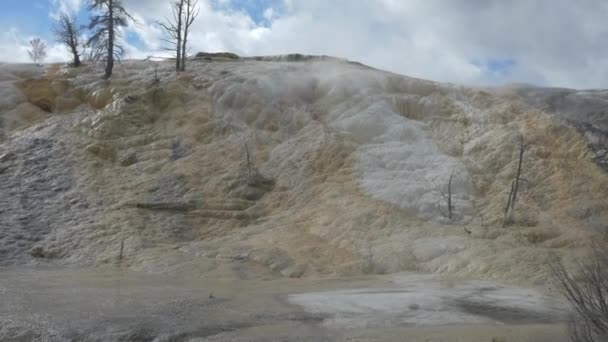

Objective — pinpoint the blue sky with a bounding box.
[1,1,89,50]
[1,0,276,42]
[216,0,283,25]
[1,2,53,34]
[0,0,282,53]
[2,0,608,89]
[471,58,517,82]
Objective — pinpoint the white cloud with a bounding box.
[118,0,608,88]
[0,28,69,64]
[263,8,275,21]
[50,0,82,19]
[2,0,608,89]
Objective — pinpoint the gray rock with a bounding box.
[120,151,138,166]
[171,139,189,160]
[0,151,15,162]
[280,265,306,278]
[29,246,45,258]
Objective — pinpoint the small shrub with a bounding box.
[28,38,47,65]
[552,245,608,342]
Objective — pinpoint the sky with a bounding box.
[2,0,608,89]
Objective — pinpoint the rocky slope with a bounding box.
[507,85,608,170]
[0,56,606,286]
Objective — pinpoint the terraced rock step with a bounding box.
[127,199,257,221]
[190,209,251,220]
[202,199,256,211]
[131,201,198,212]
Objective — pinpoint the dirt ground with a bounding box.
[0,265,569,342]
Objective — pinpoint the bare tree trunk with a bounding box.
[181,1,190,71]
[175,0,183,72]
[105,0,115,79]
[503,135,528,226]
[434,168,456,220]
[181,23,188,71]
[68,25,80,67]
[244,141,252,179]
[181,0,198,72]
[119,237,125,261]
[73,51,81,67]
[504,179,515,224]
[71,39,81,67]
[511,136,526,211]
[447,170,454,219]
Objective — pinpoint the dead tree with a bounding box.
[53,13,84,67]
[159,0,184,72]
[552,245,608,342]
[241,140,255,184]
[118,237,125,261]
[27,38,47,65]
[159,0,199,72]
[180,0,199,71]
[503,135,528,226]
[154,63,160,83]
[86,0,135,79]
[435,169,456,220]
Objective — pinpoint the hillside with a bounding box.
[0,56,606,286]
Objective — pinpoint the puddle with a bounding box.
[288,274,566,328]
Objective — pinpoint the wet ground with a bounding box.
[0,267,568,341]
